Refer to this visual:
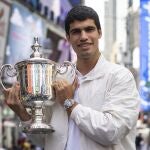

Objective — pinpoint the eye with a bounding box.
[85,27,95,32]
[70,29,81,35]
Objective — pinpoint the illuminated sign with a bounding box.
[140,0,150,111]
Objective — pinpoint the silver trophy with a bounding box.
[0,37,76,134]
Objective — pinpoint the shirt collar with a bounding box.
[76,54,106,81]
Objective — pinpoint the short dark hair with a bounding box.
[65,5,101,35]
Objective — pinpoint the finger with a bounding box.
[14,86,21,102]
[52,81,61,92]
[7,83,20,104]
[5,88,13,105]
[72,77,78,90]
[3,82,20,94]
[9,86,16,103]
[52,81,60,87]
[3,89,10,102]
[3,87,11,96]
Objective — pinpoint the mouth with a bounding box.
[78,43,92,49]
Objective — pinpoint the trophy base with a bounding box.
[23,123,55,134]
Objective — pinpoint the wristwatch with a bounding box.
[64,99,75,109]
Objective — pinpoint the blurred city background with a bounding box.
[0,0,150,149]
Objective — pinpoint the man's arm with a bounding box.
[69,70,140,146]
[3,83,45,147]
[4,82,31,121]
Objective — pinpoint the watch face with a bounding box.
[64,99,74,109]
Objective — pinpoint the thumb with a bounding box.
[72,77,78,91]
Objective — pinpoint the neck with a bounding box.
[76,52,101,75]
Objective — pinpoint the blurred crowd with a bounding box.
[136,112,150,150]
[2,132,43,150]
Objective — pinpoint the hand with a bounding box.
[52,77,78,106]
[3,82,31,121]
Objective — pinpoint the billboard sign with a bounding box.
[5,2,45,65]
[4,2,46,84]
[140,0,150,111]
[0,1,10,66]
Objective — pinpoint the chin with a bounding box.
[80,53,91,59]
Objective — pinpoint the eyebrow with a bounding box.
[69,26,96,33]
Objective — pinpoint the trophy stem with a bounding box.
[26,101,54,134]
[32,103,43,123]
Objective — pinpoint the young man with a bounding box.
[4,5,140,150]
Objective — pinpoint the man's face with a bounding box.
[66,19,101,60]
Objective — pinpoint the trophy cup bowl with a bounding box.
[0,37,76,134]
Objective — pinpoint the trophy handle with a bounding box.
[0,64,17,90]
[55,61,76,84]
[56,61,73,74]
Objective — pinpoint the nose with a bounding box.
[80,30,88,41]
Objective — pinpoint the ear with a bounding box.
[98,29,102,39]
[66,34,70,41]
